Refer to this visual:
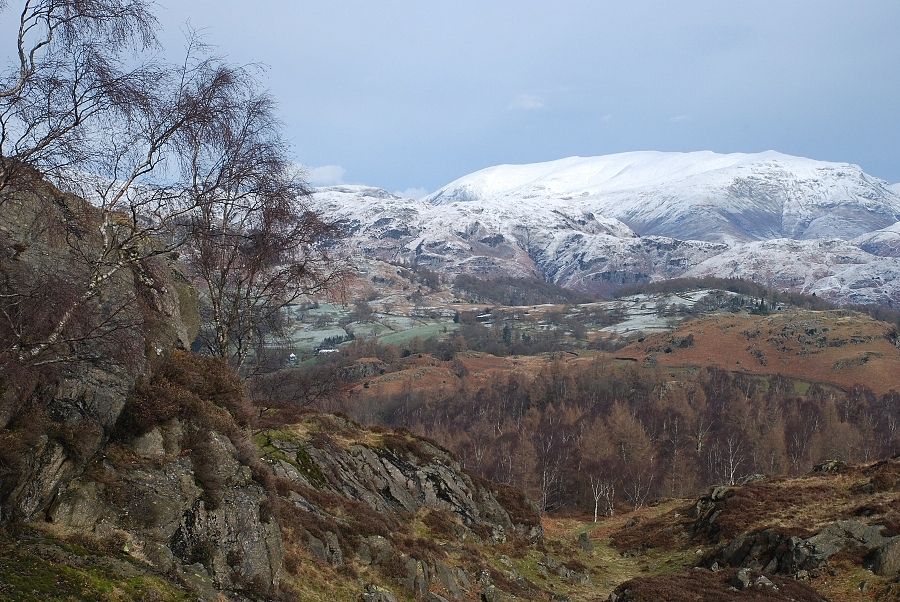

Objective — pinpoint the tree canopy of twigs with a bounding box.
[180,80,348,369]
[0,0,347,376]
[0,0,157,199]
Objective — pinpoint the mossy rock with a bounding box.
[0,534,192,601]
[254,430,327,488]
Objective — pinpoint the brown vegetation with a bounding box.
[453,274,594,306]
[334,347,898,515]
[702,459,900,543]
[620,310,900,394]
[611,567,826,602]
[115,351,249,438]
[607,459,900,556]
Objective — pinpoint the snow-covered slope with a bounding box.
[313,184,638,281]
[685,239,900,306]
[853,222,900,257]
[312,153,900,306]
[426,151,900,243]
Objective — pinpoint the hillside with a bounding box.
[323,306,898,532]
[618,309,900,394]
[606,458,900,601]
[855,222,900,257]
[0,189,545,601]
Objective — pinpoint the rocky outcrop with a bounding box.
[0,186,198,523]
[0,187,280,599]
[692,461,900,583]
[257,415,543,600]
[261,415,537,540]
[710,521,896,577]
[45,408,283,599]
[9,367,545,600]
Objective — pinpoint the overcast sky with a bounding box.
[72,1,900,193]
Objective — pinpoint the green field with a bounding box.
[377,322,458,345]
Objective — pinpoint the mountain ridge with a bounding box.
[311,151,900,305]
[424,150,900,243]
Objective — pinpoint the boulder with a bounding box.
[357,535,394,567]
[433,561,469,599]
[804,520,887,558]
[712,520,891,576]
[47,480,104,530]
[812,459,848,474]
[731,567,753,590]
[710,485,735,500]
[130,428,166,459]
[404,556,430,596]
[872,537,900,577]
[541,554,561,571]
[739,473,767,485]
[481,584,509,602]
[8,438,73,521]
[753,575,778,591]
[578,531,594,552]
[361,584,399,602]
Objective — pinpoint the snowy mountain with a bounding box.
[427,151,900,243]
[312,152,900,305]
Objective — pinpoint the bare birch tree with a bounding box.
[0,2,346,373]
[588,472,615,522]
[178,86,348,369]
[0,0,157,202]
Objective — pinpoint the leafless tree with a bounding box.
[588,471,615,521]
[177,81,349,370]
[694,414,712,454]
[621,458,655,510]
[708,435,746,486]
[9,47,262,366]
[0,0,160,368]
[247,362,342,426]
[0,0,157,202]
[0,2,347,374]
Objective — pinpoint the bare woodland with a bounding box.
[320,345,899,517]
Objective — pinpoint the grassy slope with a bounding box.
[610,459,900,602]
[0,529,192,602]
[529,502,700,600]
[618,309,900,394]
